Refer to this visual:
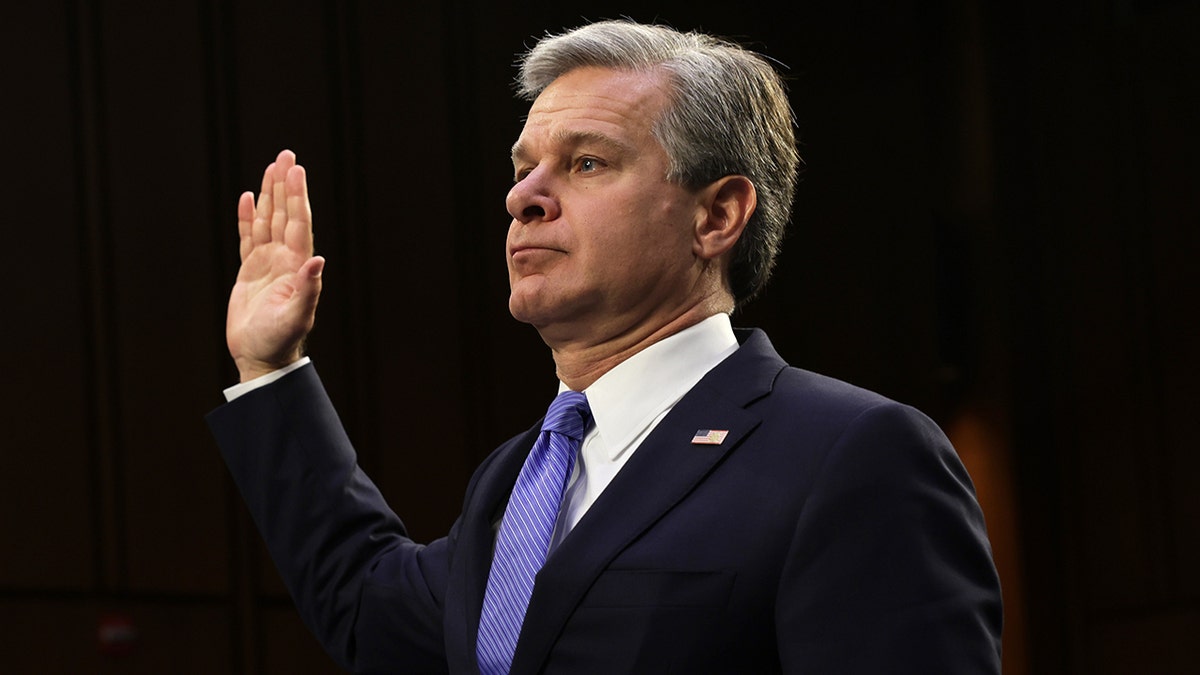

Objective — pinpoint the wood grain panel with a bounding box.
[0,0,95,591]
[1135,3,1200,602]
[351,2,472,543]
[1090,609,1200,675]
[92,0,231,593]
[260,604,344,674]
[0,598,231,674]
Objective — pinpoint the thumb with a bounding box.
[301,255,325,279]
[295,256,325,313]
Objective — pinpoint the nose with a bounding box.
[506,167,561,224]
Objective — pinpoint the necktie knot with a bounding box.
[541,390,591,440]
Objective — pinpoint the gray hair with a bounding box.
[517,19,801,307]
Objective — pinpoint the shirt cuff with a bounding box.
[222,357,312,402]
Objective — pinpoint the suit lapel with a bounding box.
[509,329,786,673]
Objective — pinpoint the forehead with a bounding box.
[513,67,672,155]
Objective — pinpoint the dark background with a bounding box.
[1,0,1196,673]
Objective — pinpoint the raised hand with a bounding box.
[225,149,326,382]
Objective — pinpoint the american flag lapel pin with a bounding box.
[691,429,729,445]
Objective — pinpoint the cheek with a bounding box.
[638,202,697,263]
[572,186,694,266]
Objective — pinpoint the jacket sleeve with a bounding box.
[206,363,453,673]
[775,401,1003,674]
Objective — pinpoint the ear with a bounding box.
[693,175,756,261]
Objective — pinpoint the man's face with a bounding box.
[506,67,706,346]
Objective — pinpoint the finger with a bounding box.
[284,165,314,254]
[237,191,255,261]
[299,256,325,284]
[275,148,296,172]
[271,150,296,243]
[293,255,326,326]
[255,161,274,220]
[252,162,275,246]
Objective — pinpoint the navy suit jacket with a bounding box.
[207,329,1002,673]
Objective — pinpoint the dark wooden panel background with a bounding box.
[1,0,1195,673]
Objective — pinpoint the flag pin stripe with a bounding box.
[691,429,729,445]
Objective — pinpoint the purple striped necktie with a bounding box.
[477,390,591,675]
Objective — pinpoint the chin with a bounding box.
[507,294,540,326]
[509,295,576,334]
[507,279,553,325]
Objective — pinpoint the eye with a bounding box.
[575,156,604,173]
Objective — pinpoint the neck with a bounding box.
[546,296,731,391]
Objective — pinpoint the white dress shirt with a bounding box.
[548,313,739,549]
[223,357,311,402]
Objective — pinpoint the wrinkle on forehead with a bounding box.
[513,67,673,151]
[533,68,670,114]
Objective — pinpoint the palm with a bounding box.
[225,150,324,381]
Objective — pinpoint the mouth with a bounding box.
[509,244,563,257]
[509,245,565,271]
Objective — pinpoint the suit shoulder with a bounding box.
[719,329,941,441]
[755,365,951,456]
[770,366,905,417]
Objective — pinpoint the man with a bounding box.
[209,19,1003,674]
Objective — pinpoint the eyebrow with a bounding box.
[511,129,633,164]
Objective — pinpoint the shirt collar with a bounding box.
[560,313,739,461]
